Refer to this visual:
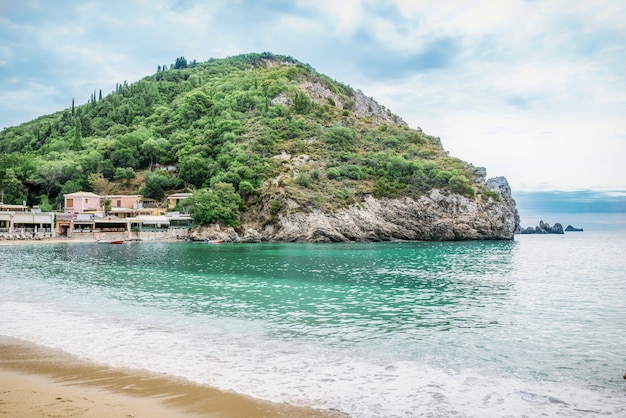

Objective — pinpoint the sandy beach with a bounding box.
[0,336,345,417]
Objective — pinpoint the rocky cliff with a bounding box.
[191,176,519,242]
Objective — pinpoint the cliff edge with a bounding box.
[192,176,518,242]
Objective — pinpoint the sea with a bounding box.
[1,230,625,417]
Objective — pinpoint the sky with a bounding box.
[1,0,625,193]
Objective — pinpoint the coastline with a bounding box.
[0,237,182,245]
[0,336,346,417]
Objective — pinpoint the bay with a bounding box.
[1,232,625,417]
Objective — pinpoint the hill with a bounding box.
[0,52,518,241]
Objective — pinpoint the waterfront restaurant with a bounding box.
[0,204,55,239]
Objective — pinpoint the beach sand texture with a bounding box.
[0,336,345,417]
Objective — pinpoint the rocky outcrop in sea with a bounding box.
[517,220,564,234]
[190,176,520,243]
[565,225,584,232]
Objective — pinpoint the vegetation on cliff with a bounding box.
[0,52,495,227]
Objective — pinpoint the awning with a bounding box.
[12,213,55,224]
[136,215,170,225]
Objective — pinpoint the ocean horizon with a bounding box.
[516,211,626,232]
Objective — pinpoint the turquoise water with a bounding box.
[1,233,625,416]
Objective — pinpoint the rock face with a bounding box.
[517,220,564,234]
[565,225,584,232]
[192,176,519,242]
[297,81,407,126]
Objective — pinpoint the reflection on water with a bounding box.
[3,241,518,349]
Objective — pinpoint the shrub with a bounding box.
[448,175,475,198]
[327,167,342,180]
[296,173,312,188]
[238,180,255,195]
[480,188,501,202]
[345,165,362,180]
[324,126,355,151]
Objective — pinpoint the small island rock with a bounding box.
[517,220,564,234]
[565,225,584,232]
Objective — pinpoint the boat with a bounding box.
[96,239,125,244]
[205,239,223,244]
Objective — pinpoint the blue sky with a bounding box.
[1,0,625,193]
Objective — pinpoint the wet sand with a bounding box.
[0,336,346,417]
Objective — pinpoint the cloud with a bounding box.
[352,35,461,79]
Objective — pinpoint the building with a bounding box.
[0,203,55,239]
[166,193,193,211]
[56,191,193,241]
[63,191,103,215]
[106,194,143,218]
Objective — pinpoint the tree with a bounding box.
[110,148,138,168]
[0,167,25,204]
[178,154,213,188]
[88,172,112,194]
[140,172,183,200]
[184,182,242,226]
[114,167,136,186]
[0,153,34,204]
[31,161,66,197]
[174,56,188,69]
[177,91,213,125]
[141,137,171,166]
[103,198,112,216]
[141,172,169,200]
[293,92,312,114]
[72,118,83,150]
[59,179,83,199]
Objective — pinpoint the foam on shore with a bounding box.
[0,336,346,417]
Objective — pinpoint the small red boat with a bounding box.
[96,239,125,244]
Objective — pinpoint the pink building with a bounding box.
[64,191,102,215]
[107,194,143,218]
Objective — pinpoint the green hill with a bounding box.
[0,52,509,237]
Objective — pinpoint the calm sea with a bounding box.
[1,232,625,417]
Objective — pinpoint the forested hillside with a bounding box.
[0,52,494,227]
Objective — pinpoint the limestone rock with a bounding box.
[196,176,519,242]
[517,220,564,234]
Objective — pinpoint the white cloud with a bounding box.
[296,0,365,35]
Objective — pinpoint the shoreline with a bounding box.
[0,335,346,417]
[0,237,184,245]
